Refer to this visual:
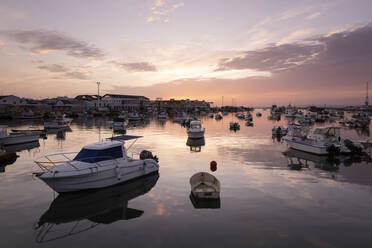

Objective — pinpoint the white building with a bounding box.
[100,94,150,111]
[0,95,23,105]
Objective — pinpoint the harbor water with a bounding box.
[1,110,372,247]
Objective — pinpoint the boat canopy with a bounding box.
[313,126,341,137]
[74,145,123,163]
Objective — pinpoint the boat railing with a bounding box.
[34,153,121,171]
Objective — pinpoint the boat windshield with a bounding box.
[73,146,123,163]
[191,124,201,129]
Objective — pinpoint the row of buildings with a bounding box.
[0,94,212,118]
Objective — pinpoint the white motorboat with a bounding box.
[112,118,126,133]
[187,120,205,139]
[272,126,288,135]
[44,115,72,129]
[283,126,362,155]
[190,172,220,200]
[0,126,40,146]
[34,135,159,193]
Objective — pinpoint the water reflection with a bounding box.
[0,152,18,172]
[186,137,205,152]
[283,148,372,185]
[35,173,159,243]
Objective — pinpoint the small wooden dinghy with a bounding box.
[190,172,220,200]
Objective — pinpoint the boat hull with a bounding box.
[283,138,329,155]
[0,134,39,145]
[37,159,159,193]
[187,130,205,139]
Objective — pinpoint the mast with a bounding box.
[365,81,369,108]
[96,81,101,110]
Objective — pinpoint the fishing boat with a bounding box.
[34,135,159,193]
[187,120,205,139]
[190,172,220,200]
[282,126,363,155]
[0,126,40,146]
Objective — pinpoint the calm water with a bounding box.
[1,110,372,248]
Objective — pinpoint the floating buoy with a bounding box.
[210,161,217,172]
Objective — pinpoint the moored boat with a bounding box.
[187,120,205,139]
[34,135,159,193]
[190,172,220,200]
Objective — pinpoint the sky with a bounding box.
[0,0,371,106]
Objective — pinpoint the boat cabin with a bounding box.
[73,140,126,163]
[312,126,341,141]
[189,120,202,129]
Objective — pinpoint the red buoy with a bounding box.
[210,161,217,172]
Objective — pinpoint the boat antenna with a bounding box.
[365,81,369,108]
[96,81,101,110]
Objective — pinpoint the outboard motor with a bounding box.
[140,150,159,163]
[326,144,340,156]
[343,139,363,155]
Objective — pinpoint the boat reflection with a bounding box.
[0,151,18,173]
[4,140,40,153]
[186,138,205,152]
[283,148,372,171]
[35,173,159,243]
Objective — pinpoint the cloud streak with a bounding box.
[0,29,104,59]
[147,0,184,23]
[111,61,157,72]
[38,64,90,80]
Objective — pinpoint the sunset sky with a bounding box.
[0,0,371,106]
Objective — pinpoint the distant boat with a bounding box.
[112,117,126,133]
[187,120,205,139]
[0,126,39,146]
